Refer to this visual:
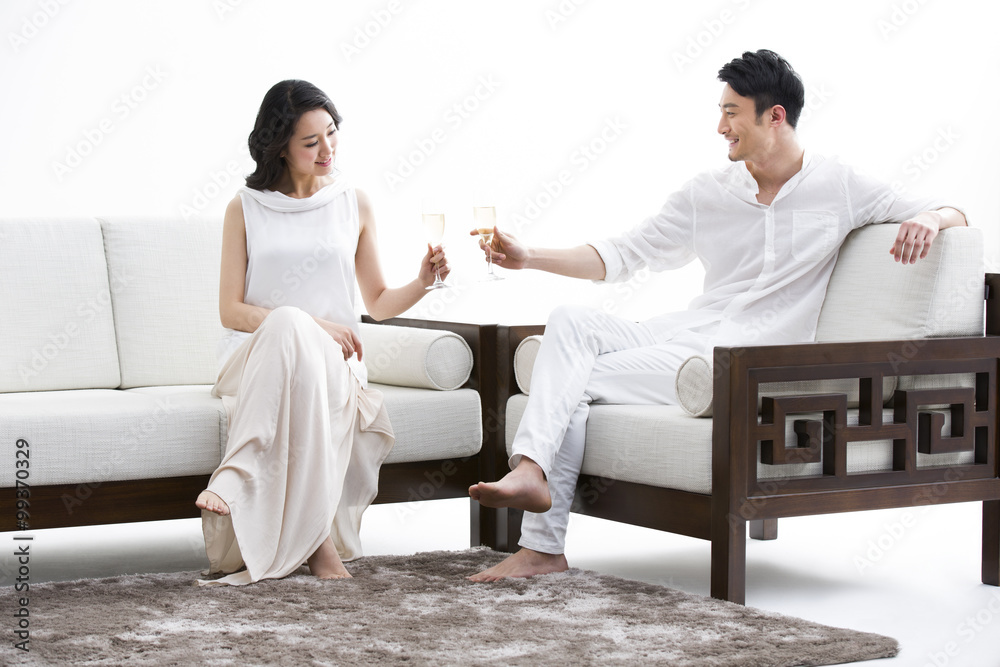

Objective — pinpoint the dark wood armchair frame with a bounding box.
[2,317,508,552]
[489,274,1000,604]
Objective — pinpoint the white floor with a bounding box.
[3,499,1000,667]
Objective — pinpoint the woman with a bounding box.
[195,80,449,585]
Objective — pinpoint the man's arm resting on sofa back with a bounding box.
[890,206,968,265]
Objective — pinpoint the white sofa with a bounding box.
[500,224,1000,603]
[0,217,495,544]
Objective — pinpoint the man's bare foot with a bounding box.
[307,536,352,580]
[195,490,230,516]
[467,548,568,582]
[468,458,551,513]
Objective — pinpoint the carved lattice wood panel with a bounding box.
[746,363,995,496]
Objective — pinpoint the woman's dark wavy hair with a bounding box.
[717,50,804,129]
[245,80,342,191]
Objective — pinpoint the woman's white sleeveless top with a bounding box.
[216,178,366,385]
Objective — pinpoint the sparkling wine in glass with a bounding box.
[422,211,448,290]
[474,205,503,281]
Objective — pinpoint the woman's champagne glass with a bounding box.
[473,204,503,281]
[422,202,448,290]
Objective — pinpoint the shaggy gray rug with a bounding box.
[8,548,896,666]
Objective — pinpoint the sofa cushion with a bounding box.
[0,381,483,487]
[361,323,473,391]
[378,385,482,463]
[0,218,121,392]
[0,387,225,486]
[513,335,543,394]
[671,224,983,417]
[816,224,984,341]
[674,355,714,417]
[506,395,972,494]
[99,217,224,389]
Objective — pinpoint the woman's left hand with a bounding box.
[420,243,450,287]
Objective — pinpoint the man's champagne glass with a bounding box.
[473,204,503,281]
[422,203,448,290]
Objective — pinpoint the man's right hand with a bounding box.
[470,226,529,270]
[468,226,607,280]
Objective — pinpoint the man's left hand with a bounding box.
[890,212,940,265]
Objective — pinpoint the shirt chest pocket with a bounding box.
[791,210,839,262]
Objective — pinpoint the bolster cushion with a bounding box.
[674,354,898,417]
[360,323,473,391]
[513,335,543,394]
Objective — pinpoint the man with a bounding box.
[467,49,967,582]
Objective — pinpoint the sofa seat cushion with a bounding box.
[379,385,482,464]
[133,384,484,465]
[506,395,973,494]
[0,387,225,486]
[0,218,121,392]
[125,385,230,459]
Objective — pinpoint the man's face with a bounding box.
[717,84,767,163]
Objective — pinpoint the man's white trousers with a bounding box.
[510,305,709,555]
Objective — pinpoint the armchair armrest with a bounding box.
[712,335,1000,520]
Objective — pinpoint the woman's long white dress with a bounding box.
[199,179,394,586]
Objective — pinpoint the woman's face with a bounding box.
[281,108,339,179]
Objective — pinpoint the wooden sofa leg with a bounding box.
[749,519,778,541]
[470,502,523,553]
[711,514,747,604]
[985,500,1000,587]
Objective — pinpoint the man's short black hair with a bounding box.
[718,50,805,128]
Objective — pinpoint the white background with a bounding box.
[2,0,997,326]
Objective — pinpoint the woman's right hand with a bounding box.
[315,318,363,361]
[469,226,529,270]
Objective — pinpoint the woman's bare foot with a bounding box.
[467,548,568,582]
[468,458,551,513]
[195,490,230,516]
[307,536,352,580]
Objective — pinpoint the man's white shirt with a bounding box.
[589,152,948,351]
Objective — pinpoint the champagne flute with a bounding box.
[473,204,503,281]
[422,203,448,290]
